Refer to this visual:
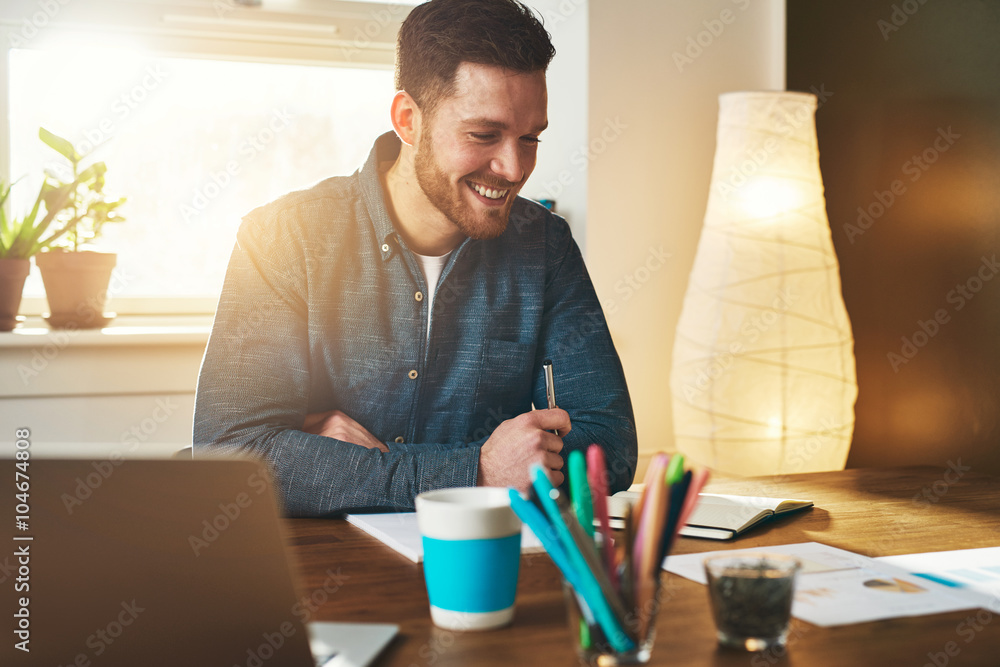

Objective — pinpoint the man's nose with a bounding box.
[490,140,525,185]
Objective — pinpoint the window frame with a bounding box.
[1,0,408,316]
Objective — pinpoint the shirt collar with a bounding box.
[359,131,403,260]
[358,131,477,263]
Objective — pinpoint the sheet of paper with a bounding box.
[877,547,1000,609]
[663,542,979,627]
[345,512,542,563]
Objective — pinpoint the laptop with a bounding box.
[1,458,397,666]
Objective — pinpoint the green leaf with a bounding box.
[77,161,107,183]
[0,183,11,251]
[22,180,75,252]
[39,127,81,164]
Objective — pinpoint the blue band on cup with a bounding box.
[422,534,521,613]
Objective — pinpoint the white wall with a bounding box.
[522,0,589,247]
[587,0,785,473]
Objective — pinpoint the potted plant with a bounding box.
[0,176,83,331]
[34,127,126,329]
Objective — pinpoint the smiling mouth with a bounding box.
[467,180,510,201]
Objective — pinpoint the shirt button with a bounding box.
[415,291,423,301]
[408,369,418,379]
[381,243,390,253]
[394,436,404,443]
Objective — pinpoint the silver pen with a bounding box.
[543,359,558,434]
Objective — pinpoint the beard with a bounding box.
[414,132,519,241]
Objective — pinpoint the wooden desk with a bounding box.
[284,466,1000,666]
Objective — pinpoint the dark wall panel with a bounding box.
[787,0,1000,473]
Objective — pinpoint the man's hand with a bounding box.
[478,409,570,491]
[302,410,389,452]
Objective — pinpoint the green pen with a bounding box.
[569,450,595,540]
[568,450,595,650]
[665,453,686,486]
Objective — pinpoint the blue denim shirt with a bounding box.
[194,132,637,516]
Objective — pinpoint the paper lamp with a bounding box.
[670,91,857,476]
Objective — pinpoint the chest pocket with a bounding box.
[471,338,536,437]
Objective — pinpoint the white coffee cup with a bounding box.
[415,487,522,630]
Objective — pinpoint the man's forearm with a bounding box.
[193,425,480,516]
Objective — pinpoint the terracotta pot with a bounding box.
[35,250,117,329]
[0,258,30,331]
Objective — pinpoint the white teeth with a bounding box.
[472,183,508,200]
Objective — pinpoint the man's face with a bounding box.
[413,62,548,240]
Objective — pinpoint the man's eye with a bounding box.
[470,133,496,141]
[522,136,541,145]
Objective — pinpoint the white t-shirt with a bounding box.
[412,250,451,340]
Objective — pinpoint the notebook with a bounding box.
[608,490,813,540]
[346,511,545,562]
[0,457,396,667]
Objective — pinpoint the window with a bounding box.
[0,0,412,315]
[10,46,394,310]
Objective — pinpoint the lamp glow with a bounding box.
[670,91,858,476]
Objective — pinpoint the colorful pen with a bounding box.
[507,488,596,625]
[530,465,635,652]
[665,453,685,487]
[534,468,628,622]
[569,450,595,540]
[656,469,692,568]
[587,444,618,589]
[631,453,669,565]
[619,504,636,613]
[671,467,711,544]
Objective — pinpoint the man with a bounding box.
[194,0,636,515]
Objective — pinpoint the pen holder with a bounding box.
[561,576,661,665]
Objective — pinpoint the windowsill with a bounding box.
[0,315,213,348]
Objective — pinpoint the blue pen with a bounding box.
[530,465,636,652]
[507,488,596,626]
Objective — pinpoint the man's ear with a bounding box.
[390,90,421,147]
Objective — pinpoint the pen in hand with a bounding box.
[543,359,559,435]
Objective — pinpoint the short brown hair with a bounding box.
[395,0,556,114]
